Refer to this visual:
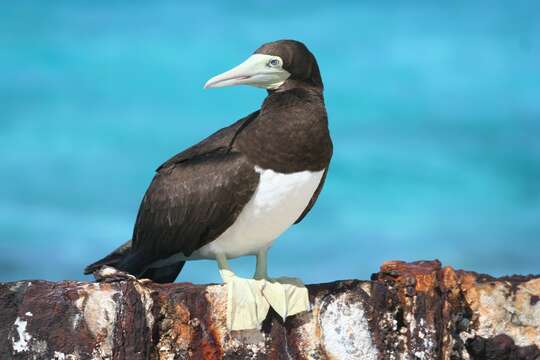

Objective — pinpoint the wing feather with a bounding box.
[132,150,259,262]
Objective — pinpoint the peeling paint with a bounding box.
[466,278,540,349]
[32,339,48,354]
[53,351,66,359]
[134,281,155,330]
[53,350,80,360]
[83,285,119,357]
[320,293,377,360]
[12,317,31,353]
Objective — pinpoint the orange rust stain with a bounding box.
[459,272,477,290]
[313,305,322,340]
[206,321,224,358]
[381,260,442,294]
[200,338,222,360]
[381,260,441,275]
[441,267,458,290]
[441,267,462,304]
[323,352,337,360]
[458,273,482,312]
[172,303,193,346]
[415,273,437,293]
[98,282,113,292]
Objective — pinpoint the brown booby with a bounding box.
[85,40,332,329]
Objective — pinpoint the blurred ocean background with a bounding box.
[1,1,539,284]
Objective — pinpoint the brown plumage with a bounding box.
[85,40,332,283]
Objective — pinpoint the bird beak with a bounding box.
[204,54,290,90]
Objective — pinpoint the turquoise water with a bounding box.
[1,1,539,284]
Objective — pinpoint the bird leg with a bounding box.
[253,249,268,280]
[216,254,269,330]
[253,249,311,321]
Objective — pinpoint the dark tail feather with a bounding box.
[84,240,185,283]
[140,261,185,283]
[84,240,133,275]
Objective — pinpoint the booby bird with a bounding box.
[85,40,332,329]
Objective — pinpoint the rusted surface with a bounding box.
[1,260,539,359]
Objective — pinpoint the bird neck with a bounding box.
[268,78,323,95]
[234,87,332,173]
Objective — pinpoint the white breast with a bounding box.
[193,166,325,260]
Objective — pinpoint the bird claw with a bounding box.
[92,266,137,283]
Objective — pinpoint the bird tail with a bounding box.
[84,240,133,275]
[84,240,185,284]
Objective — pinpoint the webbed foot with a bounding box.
[261,276,311,321]
[219,269,269,330]
[220,270,311,330]
[217,253,311,330]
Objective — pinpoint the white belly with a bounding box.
[192,166,325,259]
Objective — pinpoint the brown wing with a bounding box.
[85,111,260,278]
[133,150,259,260]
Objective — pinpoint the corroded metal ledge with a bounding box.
[1,260,539,359]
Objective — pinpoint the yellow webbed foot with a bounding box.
[262,277,311,321]
[220,270,311,330]
[219,269,269,330]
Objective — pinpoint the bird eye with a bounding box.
[269,59,280,67]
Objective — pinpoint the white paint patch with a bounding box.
[54,350,80,360]
[12,317,31,353]
[10,281,30,292]
[320,293,378,360]
[473,280,540,348]
[74,295,85,310]
[134,282,155,331]
[72,293,85,330]
[194,167,325,259]
[83,286,119,356]
[72,313,81,330]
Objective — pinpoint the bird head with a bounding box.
[204,40,322,91]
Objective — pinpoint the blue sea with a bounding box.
[1,1,539,284]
